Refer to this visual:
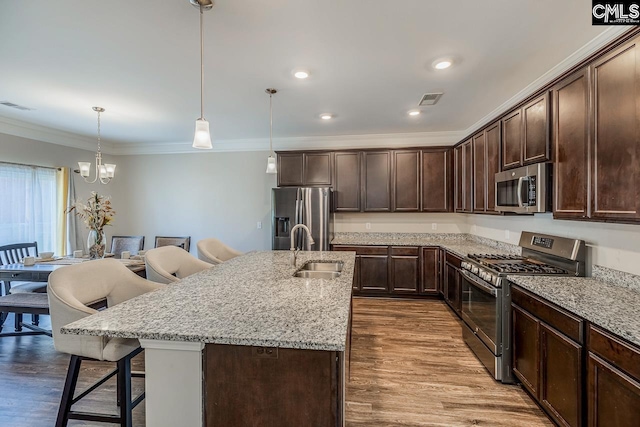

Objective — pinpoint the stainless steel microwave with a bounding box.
[495,163,549,214]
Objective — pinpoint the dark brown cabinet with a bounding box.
[277,152,332,187]
[587,325,640,427]
[362,151,392,212]
[421,149,453,212]
[443,251,462,314]
[334,152,361,212]
[512,286,584,427]
[421,247,439,295]
[392,150,420,212]
[454,145,464,212]
[389,246,420,294]
[485,121,501,213]
[501,94,549,171]
[472,131,486,212]
[454,140,473,213]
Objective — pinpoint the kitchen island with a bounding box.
[61,250,356,427]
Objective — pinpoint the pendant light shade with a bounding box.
[265,88,278,174]
[191,0,213,149]
[193,118,212,149]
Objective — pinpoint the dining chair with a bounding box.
[154,236,191,252]
[110,235,145,256]
[48,258,162,427]
[145,246,213,284]
[196,238,243,265]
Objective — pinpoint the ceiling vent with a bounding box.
[0,101,34,111]
[418,92,443,106]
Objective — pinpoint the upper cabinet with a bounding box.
[393,150,420,212]
[485,121,501,213]
[471,121,501,214]
[421,149,453,212]
[363,151,392,212]
[277,152,332,187]
[501,94,550,170]
[553,33,640,223]
[333,152,361,212]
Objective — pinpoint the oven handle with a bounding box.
[516,177,526,208]
[460,269,498,297]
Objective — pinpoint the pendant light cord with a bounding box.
[96,110,101,154]
[200,4,204,120]
[269,92,273,155]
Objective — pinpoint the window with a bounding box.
[0,163,58,252]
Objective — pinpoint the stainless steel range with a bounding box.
[459,231,586,383]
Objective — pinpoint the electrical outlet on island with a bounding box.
[365,222,371,230]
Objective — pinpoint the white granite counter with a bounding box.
[331,232,520,258]
[61,251,356,351]
[509,273,640,348]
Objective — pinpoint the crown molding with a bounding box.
[0,115,118,154]
[461,26,632,140]
[109,130,466,155]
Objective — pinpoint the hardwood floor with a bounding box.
[0,300,550,426]
[346,298,552,426]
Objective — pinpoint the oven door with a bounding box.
[460,270,502,355]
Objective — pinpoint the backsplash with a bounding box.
[593,265,640,292]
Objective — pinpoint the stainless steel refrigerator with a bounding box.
[272,187,333,251]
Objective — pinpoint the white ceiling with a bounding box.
[0,1,613,150]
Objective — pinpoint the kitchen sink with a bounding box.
[293,270,341,280]
[299,261,344,272]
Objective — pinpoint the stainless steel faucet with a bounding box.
[290,224,315,266]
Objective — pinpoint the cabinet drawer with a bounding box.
[353,246,388,255]
[1,271,38,282]
[512,286,583,343]
[390,246,419,256]
[588,324,640,381]
[445,252,462,268]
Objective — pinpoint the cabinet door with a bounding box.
[363,151,391,212]
[303,153,332,186]
[392,150,420,212]
[389,247,420,295]
[485,121,501,213]
[421,149,452,212]
[462,140,473,212]
[333,152,361,212]
[421,247,439,295]
[444,263,461,314]
[588,353,640,427]
[454,146,464,212]
[540,324,582,427]
[277,153,304,186]
[359,254,389,292]
[591,37,640,222]
[512,304,540,398]
[473,131,487,212]
[502,109,523,170]
[553,69,590,219]
[523,93,550,164]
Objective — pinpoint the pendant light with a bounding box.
[191,0,213,149]
[265,88,277,174]
[78,107,116,184]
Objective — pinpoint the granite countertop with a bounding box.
[61,251,356,351]
[331,232,519,258]
[508,275,640,348]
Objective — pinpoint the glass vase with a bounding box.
[87,229,106,260]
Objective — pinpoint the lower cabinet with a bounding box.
[587,325,640,427]
[443,251,462,315]
[511,285,583,427]
[332,245,441,297]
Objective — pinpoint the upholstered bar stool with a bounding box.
[196,238,243,265]
[48,258,162,427]
[145,245,214,284]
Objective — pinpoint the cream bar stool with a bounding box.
[48,258,162,427]
[196,238,243,265]
[145,245,214,284]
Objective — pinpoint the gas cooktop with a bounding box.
[467,254,569,275]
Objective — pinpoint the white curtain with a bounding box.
[0,163,58,252]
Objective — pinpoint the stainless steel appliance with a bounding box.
[495,163,549,214]
[460,231,586,383]
[272,187,333,251]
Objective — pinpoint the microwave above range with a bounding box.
[495,163,549,214]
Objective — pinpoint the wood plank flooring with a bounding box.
[0,299,551,426]
[346,298,552,426]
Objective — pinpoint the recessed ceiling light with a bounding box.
[408,110,421,116]
[293,70,310,79]
[320,114,333,120]
[432,59,452,70]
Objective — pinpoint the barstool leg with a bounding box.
[117,355,133,427]
[56,355,82,427]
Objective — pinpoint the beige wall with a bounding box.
[110,151,276,253]
[335,212,467,234]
